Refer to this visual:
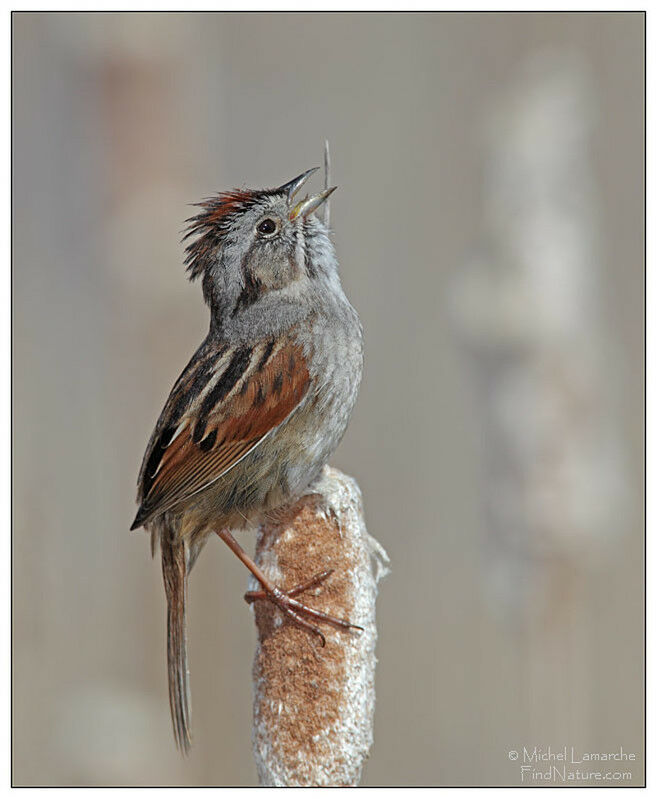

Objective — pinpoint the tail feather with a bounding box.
[161,533,192,753]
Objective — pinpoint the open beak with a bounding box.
[276,167,319,201]
[276,167,337,221]
[289,186,337,221]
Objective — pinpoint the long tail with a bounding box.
[161,533,192,753]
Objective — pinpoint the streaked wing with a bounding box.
[132,336,310,528]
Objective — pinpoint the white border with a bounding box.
[5,6,647,796]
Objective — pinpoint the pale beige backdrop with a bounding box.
[13,12,644,787]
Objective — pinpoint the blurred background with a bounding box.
[13,12,644,787]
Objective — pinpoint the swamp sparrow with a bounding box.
[131,160,363,752]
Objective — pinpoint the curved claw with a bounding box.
[244,569,335,604]
[246,568,362,643]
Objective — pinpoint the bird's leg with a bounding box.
[215,529,362,647]
[244,569,334,602]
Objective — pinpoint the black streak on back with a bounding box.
[142,425,177,500]
[194,345,254,441]
[198,429,217,453]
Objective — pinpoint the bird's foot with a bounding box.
[244,569,363,647]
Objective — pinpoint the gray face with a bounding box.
[195,192,337,332]
[219,193,305,296]
[183,171,339,336]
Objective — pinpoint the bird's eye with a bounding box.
[257,217,278,236]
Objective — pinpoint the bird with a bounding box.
[131,159,364,753]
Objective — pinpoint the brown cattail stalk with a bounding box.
[249,466,389,787]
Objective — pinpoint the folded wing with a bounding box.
[132,336,310,529]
